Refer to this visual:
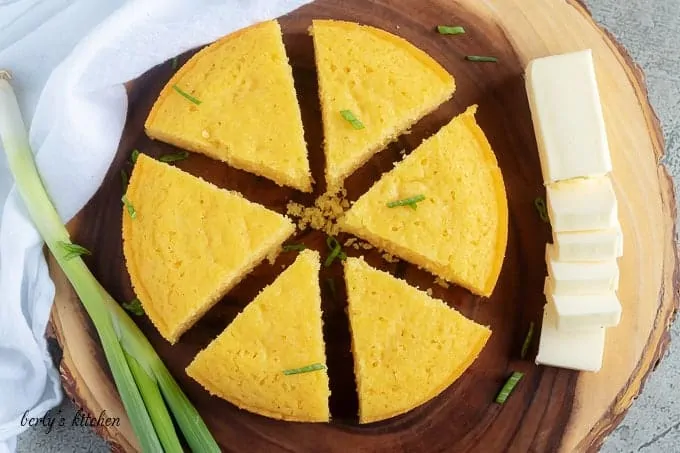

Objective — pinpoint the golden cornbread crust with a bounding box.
[122,154,295,343]
[145,21,312,192]
[311,20,456,189]
[340,105,509,297]
[344,257,491,424]
[186,250,330,422]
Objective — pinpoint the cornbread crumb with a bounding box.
[434,277,450,289]
[285,189,350,235]
[352,243,360,250]
[382,253,399,263]
[426,288,433,296]
[361,242,374,250]
[344,238,357,247]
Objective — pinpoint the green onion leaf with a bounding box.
[121,169,128,188]
[172,85,202,105]
[386,194,426,210]
[283,363,327,376]
[123,298,144,316]
[437,25,465,35]
[122,195,137,219]
[282,243,307,252]
[324,236,347,267]
[130,149,140,164]
[495,371,524,404]
[58,240,92,261]
[340,110,365,130]
[159,151,189,163]
[171,57,179,69]
[520,322,535,359]
[466,55,498,63]
[326,277,337,300]
[534,197,549,223]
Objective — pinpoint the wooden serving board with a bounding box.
[47,0,679,451]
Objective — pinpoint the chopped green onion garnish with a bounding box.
[495,371,524,404]
[520,322,535,359]
[340,109,365,130]
[386,194,426,210]
[437,25,465,35]
[58,241,92,261]
[282,243,307,252]
[159,151,189,163]
[172,85,202,105]
[122,195,137,219]
[171,57,179,69]
[121,169,129,188]
[534,197,549,223]
[123,298,145,316]
[283,363,327,376]
[466,55,498,62]
[130,149,140,164]
[326,277,337,300]
[324,236,347,267]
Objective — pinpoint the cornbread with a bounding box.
[344,257,491,423]
[311,20,456,188]
[145,21,312,192]
[186,250,330,422]
[340,106,508,297]
[122,154,295,343]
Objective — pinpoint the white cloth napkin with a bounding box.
[0,0,312,451]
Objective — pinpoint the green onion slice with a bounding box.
[282,243,307,252]
[122,195,137,219]
[283,363,327,376]
[326,277,337,300]
[340,110,365,130]
[58,241,92,261]
[130,149,140,164]
[386,194,426,210]
[437,25,465,35]
[534,197,549,223]
[466,55,498,62]
[123,298,145,316]
[495,371,524,404]
[121,169,129,188]
[172,85,202,105]
[159,151,189,163]
[520,322,535,359]
[324,236,347,267]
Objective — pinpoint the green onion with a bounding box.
[171,57,179,70]
[520,322,535,359]
[466,55,498,62]
[534,197,549,223]
[120,169,128,188]
[386,194,426,210]
[172,85,202,105]
[121,195,136,219]
[495,371,524,404]
[57,240,92,261]
[326,277,337,300]
[0,70,219,453]
[283,363,326,375]
[437,25,465,35]
[130,149,140,164]
[324,236,347,267]
[340,110,365,130]
[282,243,307,252]
[122,298,144,316]
[159,151,189,163]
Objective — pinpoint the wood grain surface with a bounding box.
[48,0,679,451]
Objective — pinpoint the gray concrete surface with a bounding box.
[15,0,680,451]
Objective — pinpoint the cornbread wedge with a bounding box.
[340,105,508,297]
[186,250,330,422]
[122,154,295,343]
[344,257,491,423]
[145,20,312,192]
[311,20,456,188]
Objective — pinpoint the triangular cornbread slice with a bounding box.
[344,257,491,424]
[145,21,312,192]
[186,250,330,422]
[122,154,295,343]
[340,105,508,297]
[311,20,456,189]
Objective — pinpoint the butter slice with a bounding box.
[526,50,612,183]
[545,244,619,295]
[553,226,623,262]
[536,307,605,372]
[544,278,621,330]
[546,177,618,232]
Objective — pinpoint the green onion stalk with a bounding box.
[0,70,219,453]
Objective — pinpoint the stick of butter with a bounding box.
[544,278,622,330]
[526,50,612,183]
[546,176,618,232]
[535,307,605,372]
[552,226,623,262]
[545,244,619,295]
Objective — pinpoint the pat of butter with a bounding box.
[546,177,618,232]
[544,278,621,330]
[553,226,623,262]
[535,307,605,372]
[545,244,619,295]
[526,50,612,183]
